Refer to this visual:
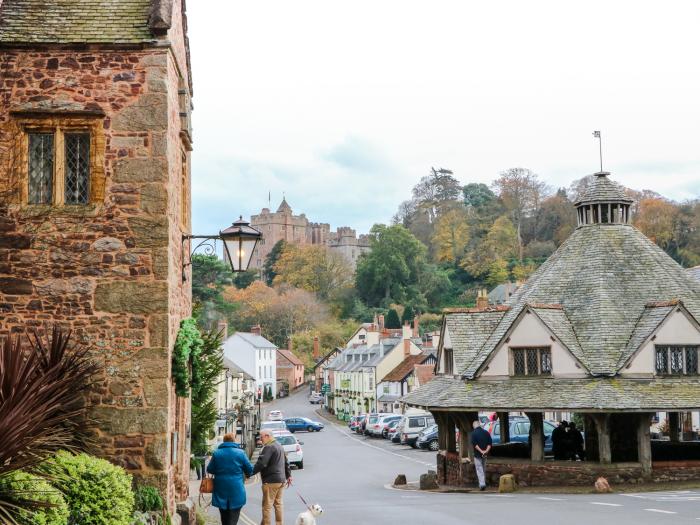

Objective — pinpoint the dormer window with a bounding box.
[655,345,698,375]
[443,348,454,375]
[512,347,551,376]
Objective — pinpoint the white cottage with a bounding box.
[222,326,278,398]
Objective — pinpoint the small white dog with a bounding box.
[295,503,324,525]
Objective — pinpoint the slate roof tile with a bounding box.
[401,376,700,411]
[0,0,157,44]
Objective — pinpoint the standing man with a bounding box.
[253,429,292,525]
[471,420,492,491]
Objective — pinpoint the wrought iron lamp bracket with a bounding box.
[181,234,220,282]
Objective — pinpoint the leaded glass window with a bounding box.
[512,347,551,376]
[513,349,526,375]
[540,348,552,374]
[670,346,684,374]
[655,345,699,376]
[28,133,54,204]
[655,347,668,374]
[686,347,698,375]
[526,348,539,376]
[64,133,90,204]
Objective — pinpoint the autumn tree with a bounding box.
[224,281,328,347]
[273,244,353,301]
[432,208,470,265]
[536,188,576,246]
[634,197,680,251]
[493,168,549,260]
[461,216,518,279]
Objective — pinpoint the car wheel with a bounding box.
[411,442,417,449]
[307,426,313,432]
[289,429,295,433]
[428,439,439,452]
[297,461,304,469]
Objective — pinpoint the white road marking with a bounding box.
[590,502,622,507]
[644,508,677,514]
[484,494,515,498]
[537,497,564,501]
[332,426,434,467]
[240,512,257,525]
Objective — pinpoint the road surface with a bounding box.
[214,389,700,525]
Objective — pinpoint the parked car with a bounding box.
[483,418,557,453]
[273,431,304,469]
[349,415,365,432]
[268,410,284,421]
[416,424,439,451]
[284,417,324,433]
[260,420,287,432]
[367,413,401,437]
[309,393,323,404]
[390,421,403,443]
[382,418,401,438]
[398,412,435,448]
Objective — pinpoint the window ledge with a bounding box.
[15,204,103,219]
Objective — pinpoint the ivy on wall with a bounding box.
[173,318,204,397]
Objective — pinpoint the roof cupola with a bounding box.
[574,172,633,227]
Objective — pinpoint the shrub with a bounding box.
[133,485,163,513]
[0,471,69,525]
[46,452,134,525]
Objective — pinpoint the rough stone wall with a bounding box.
[0,44,191,513]
[437,453,700,487]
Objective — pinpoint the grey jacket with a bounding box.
[253,440,291,484]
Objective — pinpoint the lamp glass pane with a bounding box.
[224,237,258,271]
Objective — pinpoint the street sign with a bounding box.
[321,383,331,393]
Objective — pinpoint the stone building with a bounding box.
[327,226,371,270]
[403,172,700,487]
[248,198,369,272]
[0,0,194,518]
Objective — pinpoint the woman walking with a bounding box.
[206,431,254,525]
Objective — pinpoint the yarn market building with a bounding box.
[403,172,700,487]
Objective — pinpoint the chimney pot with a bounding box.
[251,325,261,336]
[217,319,228,340]
[378,314,385,332]
[413,315,420,338]
[476,289,489,310]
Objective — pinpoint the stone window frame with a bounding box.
[510,346,552,376]
[11,112,105,207]
[443,347,454,375]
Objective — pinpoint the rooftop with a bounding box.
[277,348,304,367]
[0,0,165,44]
[234,332,277,349]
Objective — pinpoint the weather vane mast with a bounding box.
[592,130,603,172]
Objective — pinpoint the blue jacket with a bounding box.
[206,442,254,510]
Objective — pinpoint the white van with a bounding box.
[397,410,435,448]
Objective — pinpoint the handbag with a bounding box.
[199,476,214,494]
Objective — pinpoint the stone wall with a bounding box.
[0,44,191,514]
[437,453,700,487]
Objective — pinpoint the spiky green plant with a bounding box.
[0,327,99,524]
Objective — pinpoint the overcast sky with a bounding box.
[188,0,700,236]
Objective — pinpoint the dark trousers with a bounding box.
[195,461,205,480]
[219,507,241,525]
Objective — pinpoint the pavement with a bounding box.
[195,388,700,524]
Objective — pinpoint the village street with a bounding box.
[203,389,700,525]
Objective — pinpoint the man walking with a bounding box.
[471,420,492,491]
[253,429,292,525]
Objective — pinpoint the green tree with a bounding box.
[263,240,286,286]
[385,308,401,329]
[401,305,415,324]
[486,258,509,287]
[191,329,224,456]
[232,269,258,289]
[191,254,237,329]
[355,224,428,306]
[463,182,497,209]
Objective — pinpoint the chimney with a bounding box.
[288,337,293,352]
[476,289,489,310]
[313,336,320,360]
[379,340,385,358]
[378,314,385,332]
[413,315,419,338]
[403,338,410,358]
[251,325,261,336]
[402,323,412,340]
[216,319,228,340]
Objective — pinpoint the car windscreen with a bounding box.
[261,422,285,429]
[369,416,378,423]
[276,436,296,446]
